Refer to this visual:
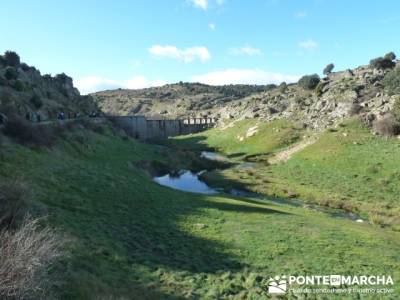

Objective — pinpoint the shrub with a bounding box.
[382,66,400,95]
[0,217,62,299]
[13,80,24,92]
[392,97,400,121]
[315,81,327,96]
[298,74,320,90]
[373,114,400,137]
[3,51,20,67]
[4,67,18,80]
[348,103,362,116]
[384,52,396,61]
[0,56,5,66]
[3,115,56,147]
[30,95,43,109]
[20,63,30,72]
[279,82,287,93]
[370,56,395,70]
[0,180,28,227]
[323,63,335,75]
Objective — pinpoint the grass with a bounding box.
[170,118,306,158]
[1,125,400,299]
[171,118,400,229]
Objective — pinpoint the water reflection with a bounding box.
[154,170,218,195]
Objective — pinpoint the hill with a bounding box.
[93,56,400,132]
[0,51,98,122]
[1,51,400,299]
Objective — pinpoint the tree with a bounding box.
[3,51,20,67]
[5,67,18,80]
[323,63,335,75]
[298,74,320,90]
[384,52,396,61]
[30,95,43,108]
[370,56,395,70]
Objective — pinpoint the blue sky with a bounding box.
[1,0,399,94]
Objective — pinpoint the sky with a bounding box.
[1,0,400,94]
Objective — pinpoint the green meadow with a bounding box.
[173,118,400,230]
[1,124,399,299]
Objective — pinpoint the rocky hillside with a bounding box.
[93,53,400,132]
[0,51,98,121]
[92,83,273,118]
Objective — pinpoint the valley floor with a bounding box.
[0,122,399,299]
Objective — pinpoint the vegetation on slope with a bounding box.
[172,118,400,229]
[171,118,306,157]
[1,124,400,298]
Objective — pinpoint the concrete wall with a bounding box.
[109,116,215,140]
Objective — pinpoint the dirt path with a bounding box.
[268,137,318,164]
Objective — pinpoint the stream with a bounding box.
[153,151,366,223]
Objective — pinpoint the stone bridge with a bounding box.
[109,115,216,140]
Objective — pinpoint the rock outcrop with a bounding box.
[0,52,98,121]
[92,61,400,131]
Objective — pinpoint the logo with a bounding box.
[268,275,287,294]
[265,274,394,295]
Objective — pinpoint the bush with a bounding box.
[20,63,30,72]
[323,63,335,75]
[0,180,28,227]
[373,114,400,137]
[13,80,24,92]
[30,95,43,109]
[298,74,320,90]
[384,52,396,61]
[348,103,362,116]
[315,81,327,96]
[0,217,62,299]
[3,51,20,67]
[3,115,56,147]
[370,56,395,70]
[392,97,400,121]
[382,66,400,95]
[4,67,18,80]
[0,56,5,66]
[279,82,287,93]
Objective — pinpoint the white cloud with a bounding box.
[75,76,167,95]
[209,23,216,30]
[149,45,211,63]
[230,46,262,56]
[189,0,208,10]
[298,39,318,50]
[191,68,299,85]
[294,11,307,19]
[188,0,225,10]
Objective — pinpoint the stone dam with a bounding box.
[109,115,216,140]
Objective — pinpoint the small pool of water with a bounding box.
[154,170,218,195]
[154,166,366,223]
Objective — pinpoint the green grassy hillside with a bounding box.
[1,124,399,299]
[172,118,306,157]
[171,118,400,230]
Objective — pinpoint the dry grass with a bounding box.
[2,115,57,147]
[373,114,400,137]
[0,180,28,227]
[0,217,62,299]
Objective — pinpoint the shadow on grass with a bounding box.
[41,164,288,299]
